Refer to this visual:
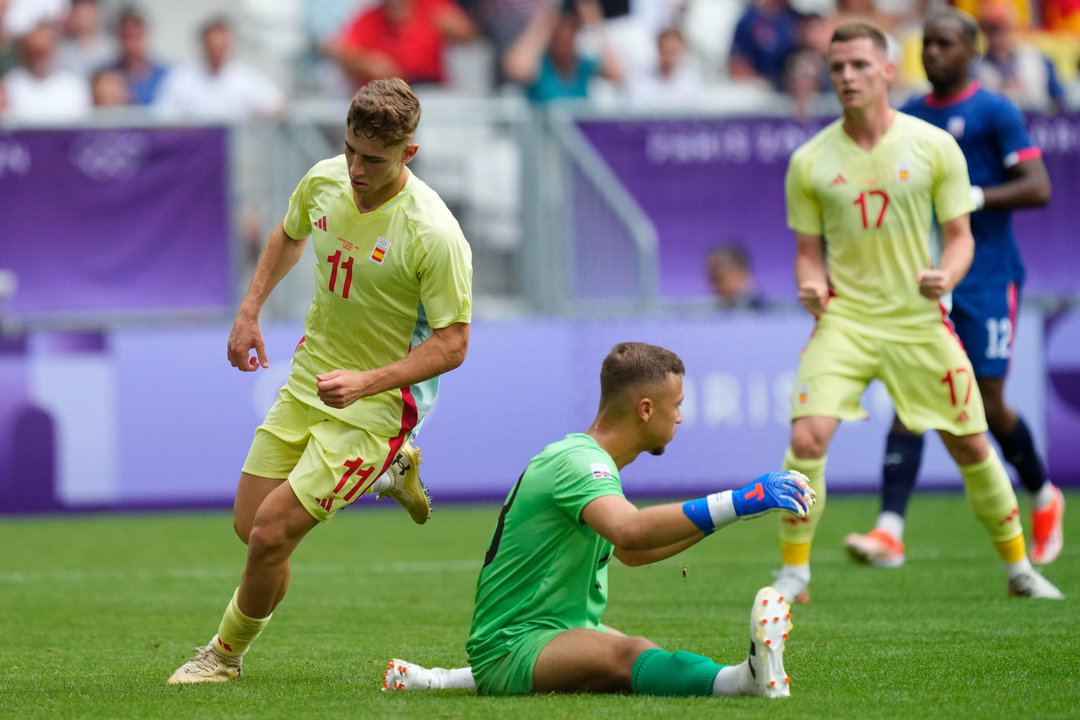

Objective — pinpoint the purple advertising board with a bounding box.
[0,127,232,318]
[0,311,1064,515]
[574,113,1080,302]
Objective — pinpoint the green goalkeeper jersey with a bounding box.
[466,433,625,672]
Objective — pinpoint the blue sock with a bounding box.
[881,432,924,517]
[991,416,1046,495]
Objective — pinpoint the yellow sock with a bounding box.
[781,541,811,565]
[212,588,271,658]
[958,454,1023,545]
[994,535,1026,564]
[778,449,827,546]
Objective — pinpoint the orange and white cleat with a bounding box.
[844,528,906,568]
[748,586,793,698]
[382,658,438,691]
[1031,485,1065,565]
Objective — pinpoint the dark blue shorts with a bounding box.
[949,282,1020,379]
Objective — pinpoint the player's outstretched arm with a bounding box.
[227,221,308,371]
[316,322,470,409]
[584,472,815,566]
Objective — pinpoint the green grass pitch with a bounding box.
[1,492,1077,719]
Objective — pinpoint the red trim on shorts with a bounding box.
[1006,281,1018,375]
[939,302,966,352]
[295,336,306,351]
[347,384,420,501]
[923,81,980,109]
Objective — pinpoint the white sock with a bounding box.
[369,472,392,494]
[711,660,753,696]
[779,563,810,584]
[1004,556,1033,580]
[875,511,905,541]
[433,666,475,689]
[1032,482,1055,510]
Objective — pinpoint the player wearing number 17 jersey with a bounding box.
[771,22,1062,603]
[167,78,473,685]
[844,9,1063,571]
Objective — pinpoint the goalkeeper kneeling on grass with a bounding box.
[380,342,816,698]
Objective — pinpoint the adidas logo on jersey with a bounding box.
[315,216,327,231]
[829,174,847,186]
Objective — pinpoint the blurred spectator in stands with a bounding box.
[707,243,764,311]
[1043,0,1080,32]
[574,0,685,81]
[974,2,1065,113]
[0,0,17,78]
[728,0,802,91]
[624,26,702,108]
[953,0,1033,30]
[90,66,128,106]
[324,0,478,89]
[5,21,90,120]
[154,15,284,121]
[0,73,7,114]
[473,0,544,86]
[55,0,113,77]
[109,7,167,106]
[781,12,830,119]
[3,0,67,38]
[829,0,906,36]
[504,0,623,103]
[301,0,365,97]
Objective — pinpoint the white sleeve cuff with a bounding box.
[706,490,737,531]
[970,186,985,211]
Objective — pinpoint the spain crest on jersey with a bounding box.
[370,236,391,264]
[895,158,912,183]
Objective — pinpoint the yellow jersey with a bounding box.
[785,112,974,341]
[282,158,473,435]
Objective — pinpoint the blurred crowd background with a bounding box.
[2,0,1079,321]
[3,0,1080,510]
[3,0,1079,121]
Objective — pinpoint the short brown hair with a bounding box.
[599,342,685,408]
[830,22,888,53]
[346,78,421,147]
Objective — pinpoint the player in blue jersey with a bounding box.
[843,9,1064,570]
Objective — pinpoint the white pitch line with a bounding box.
[0,559,479,585]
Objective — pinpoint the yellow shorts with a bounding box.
[791,317,988,436]
[242,387,409,522]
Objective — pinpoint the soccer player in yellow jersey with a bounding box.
[167,78,474,684]
[774,22,1062,602]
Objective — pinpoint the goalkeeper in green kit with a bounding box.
[381,342,815,698]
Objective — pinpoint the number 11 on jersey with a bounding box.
[327,249,354,299]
